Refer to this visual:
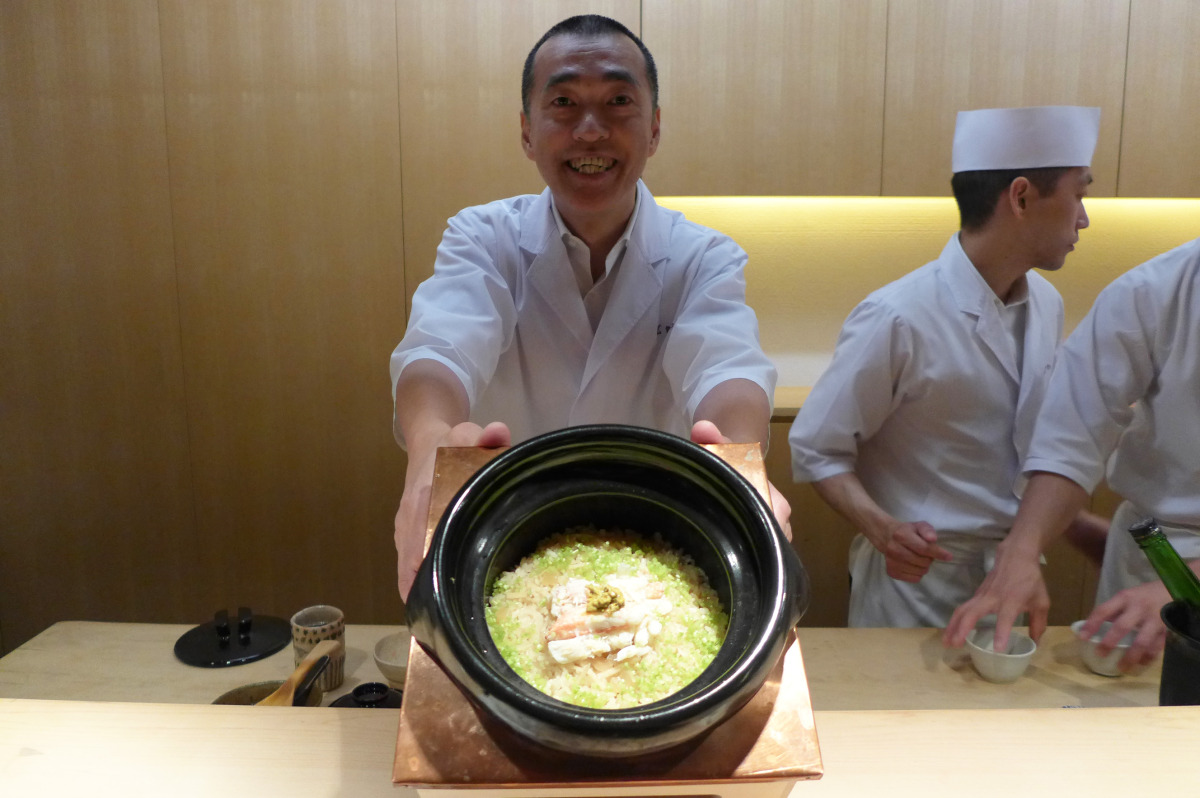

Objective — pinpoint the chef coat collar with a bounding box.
[521,181,666,267]
[549,188,640,289]
[944,233,1030,312]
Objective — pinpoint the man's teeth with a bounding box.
[570,157,614,174]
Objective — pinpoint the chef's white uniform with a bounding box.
[390,180,776,445]
[789,234,1064,626]
[1022,238,1200,602]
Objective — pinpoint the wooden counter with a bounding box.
[1,622,1190,797]
[0,621,405,707]
[0,622,1161,710]
[2,698,1197,797]
[799,625,1159,710]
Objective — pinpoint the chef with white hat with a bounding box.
[789,105,1102,628]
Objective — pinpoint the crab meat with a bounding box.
[545,577,671,665]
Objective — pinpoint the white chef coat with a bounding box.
[390,180,776,445]
[1022,237,1200,600]
[789,234,1064,626]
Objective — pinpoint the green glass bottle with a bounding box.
[1128,517,1200,608]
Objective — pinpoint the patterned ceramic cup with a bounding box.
[290,604,346,692]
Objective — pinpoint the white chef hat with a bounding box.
[951,105,1100,173]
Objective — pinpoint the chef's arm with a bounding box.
[1063,507,1111,566]
[944,471,1090,649]
[1003,472,1094,557]
[812,472,899,550]
[392,360,511,599]
[812,471,951,582]
[691,379,790,538]
[394,359,471,460]
[693,378,770,450]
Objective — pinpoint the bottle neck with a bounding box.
[1134,532,1200,607]
[1129,516,1165,545]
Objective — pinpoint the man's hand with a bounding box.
[809,472,949,580]
[395,420,510,601]
[877,520,954,582]
[944,472,1091,653]
[690,420,792,540]
[943,544,1049,652]
[1078,581,1169,671]
[765,481,793,541]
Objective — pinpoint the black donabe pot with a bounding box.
[406,424,809,758]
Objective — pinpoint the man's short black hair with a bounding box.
[951,167,1071,231]
[521,14,658,116]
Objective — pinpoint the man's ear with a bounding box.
[520,112,535,161]
[1008,176,1034,217]
[648,106,661,157]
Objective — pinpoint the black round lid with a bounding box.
[331,682,403,708]
[174,607,290,668]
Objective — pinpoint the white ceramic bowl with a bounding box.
[373,629,411,689]
[1071,620,1135,677]
[965,628,1037,683]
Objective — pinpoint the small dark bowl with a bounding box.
[406,424,809,758]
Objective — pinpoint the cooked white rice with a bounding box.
[485,526,727,709]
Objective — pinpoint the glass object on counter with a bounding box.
[1128,517,1200,609]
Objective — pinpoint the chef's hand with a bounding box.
[943,544,1049,653]
[395,420,511,601]
[876,520,953,583]
[1079,581,1168,671]
[689,420,792,541]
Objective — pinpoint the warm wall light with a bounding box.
[659,196,1199,386]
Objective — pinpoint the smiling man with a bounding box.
[788,106,1103,628]
[388,15,781,600]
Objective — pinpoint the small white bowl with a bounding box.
[1071,620,1135,677]
[965,628,1037,683]
[373,629,411,689]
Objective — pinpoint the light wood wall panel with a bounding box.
[158,0,406,625]
[883,0,1129,197]
[396,1,640,297]
[643,0,888,196]
[0,1,196,650]
[1118,0,1200,197]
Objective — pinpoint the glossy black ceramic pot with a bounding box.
[405,424,809,758]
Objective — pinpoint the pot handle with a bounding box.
[406,553,438,654]
[781,540,811,627]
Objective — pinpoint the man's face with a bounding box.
[1026,166,1092,272]
[520,33,660,230]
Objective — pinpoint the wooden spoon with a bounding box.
[256,638,342,706]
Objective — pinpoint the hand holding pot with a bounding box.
[690,420,792,540]
[395,420,511,600]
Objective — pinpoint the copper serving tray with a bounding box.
[394,443,824,794]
